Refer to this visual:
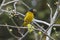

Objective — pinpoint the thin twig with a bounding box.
[20,0,30,9]
[33,22,46,32]
[19,31,29,40]
[13,0,17,13]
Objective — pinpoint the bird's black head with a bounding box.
[29,8,33,12]
[29,8,37,13]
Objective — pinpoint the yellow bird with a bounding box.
[23,9,36,26]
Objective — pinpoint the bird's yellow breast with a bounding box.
[24,11,34,23]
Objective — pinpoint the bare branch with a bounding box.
[52,8,58,24]
[0,0,5,8]
[33,19,50,26]
[2,0,19,6]
[20,0,30,9]
[53,24,60,26]
[13,0,17,13]
[46,8,58,31]
[47,3,53,23]
[46,3,53,40]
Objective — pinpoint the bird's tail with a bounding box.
[23,22,28,26]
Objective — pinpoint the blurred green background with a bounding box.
[0,0,60,40]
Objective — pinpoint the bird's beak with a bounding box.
[33,9,37,12]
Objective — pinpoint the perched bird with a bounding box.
[20,9,36,34]
[23,8,36,26]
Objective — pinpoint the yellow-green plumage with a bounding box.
[23,11,34,26]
